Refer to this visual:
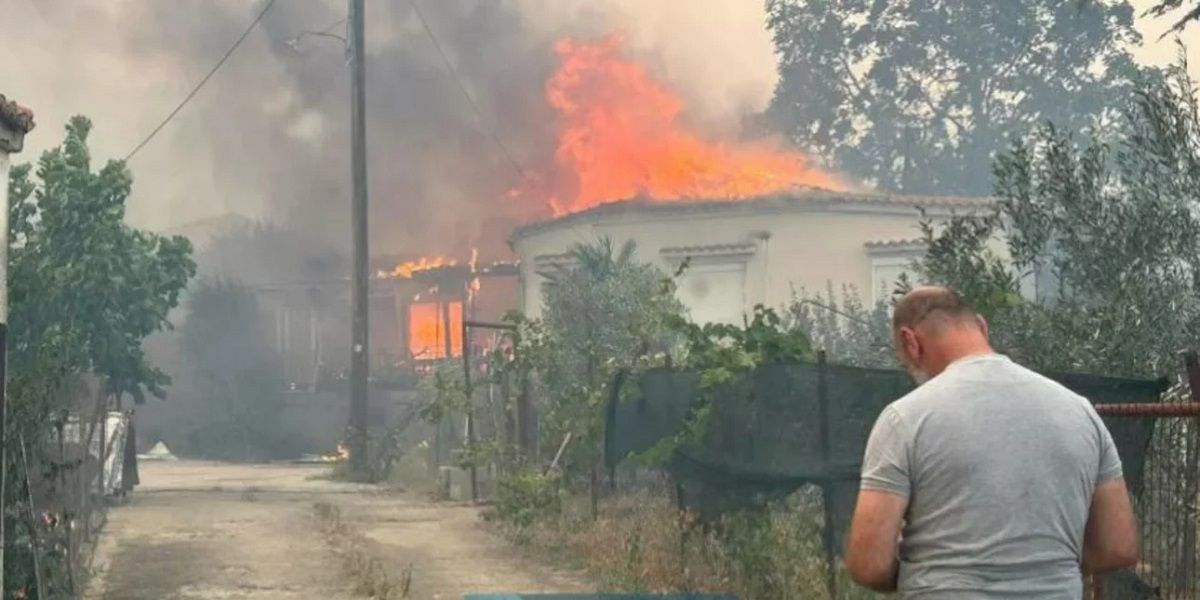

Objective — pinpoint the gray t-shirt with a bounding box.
[860,353,1123,599]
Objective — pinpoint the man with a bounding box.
[844,286,1140,598]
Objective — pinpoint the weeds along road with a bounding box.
[85,461,591,600]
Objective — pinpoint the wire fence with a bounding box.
[1089,366,1200,600]
[5,376,129,599]
[601,353,1200,600]
[425,340,1200,599]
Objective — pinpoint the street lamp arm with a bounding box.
[299,30,348,44]
[286,30,349,55]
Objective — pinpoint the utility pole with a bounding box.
[347,0,371,480]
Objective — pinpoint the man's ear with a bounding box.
[976,315,989,338]
[898,327,920,358]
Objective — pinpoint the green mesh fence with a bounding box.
[605,361,1168,556]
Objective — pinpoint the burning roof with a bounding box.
[506,35,848,219]
[373,256,518,283]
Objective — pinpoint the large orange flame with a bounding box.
[383,254,480,360]
[519,35,844,216]
[409,301,463,359]
[379,256,457,279]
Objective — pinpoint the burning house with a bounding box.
[496,38,1003,320]
[199,35,1004,388]
[251,254,519,390]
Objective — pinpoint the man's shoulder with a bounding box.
[888,356,1091,416]
[995,359,1095,406]
[887,370,963,412]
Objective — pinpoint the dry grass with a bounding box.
[383,448,440,497]
[313,502,413,599]
[486,485,882,600]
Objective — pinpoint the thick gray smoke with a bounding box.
[1,0,779,262]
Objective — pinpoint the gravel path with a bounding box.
[85,460,591,600]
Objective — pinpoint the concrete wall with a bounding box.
[511,194,996,324]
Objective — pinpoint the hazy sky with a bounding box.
[1130,0,1200,68]
[1,0,777,249]
[1,0,1197,238]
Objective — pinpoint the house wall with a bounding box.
[512,200,996,325]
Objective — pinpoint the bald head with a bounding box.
[892,286,979,333]
[892,286,992,383]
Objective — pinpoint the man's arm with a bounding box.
[1081,477,1139,574]
[846,406,912,592]
[1080,410,1139,575]
[847,490,907,591]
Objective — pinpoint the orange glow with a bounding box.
[379,256,457,279]
[515,35,844,216]
[408,301,463,359]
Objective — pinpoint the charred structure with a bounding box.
[252,257,519,390]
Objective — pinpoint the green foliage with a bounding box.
[3,116,196,598]
[634,306,815,465]
[418,359,471,423]
[533,238,684,472]
[487,470,565,540]
[916,56,1200,378]
[912,212,1025,322]
[177,278,293,461]
[711,499,823,600]
[7,116,196,403]
[669,305,813,389]
[766,0,1143,196]
[789,284,895,369]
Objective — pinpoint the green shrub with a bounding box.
[489,470,565,538]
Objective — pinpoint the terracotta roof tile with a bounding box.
[510,188,994,243]
[865,238,927,249]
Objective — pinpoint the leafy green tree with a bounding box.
[766,0,1143,196]
[533,238,684,500]
[789,284,895,368]
[177,278,291,461]
[7,116,196,405]
[915,57,1200,378]
[3,116,195,597]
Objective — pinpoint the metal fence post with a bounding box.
[462,317,477,503]
[1181,351,1200,594]
[816,350,837,599]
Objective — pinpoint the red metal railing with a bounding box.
[1086,351,1200,600]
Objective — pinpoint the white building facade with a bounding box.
[509,190,994,325]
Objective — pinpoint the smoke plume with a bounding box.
[0,0,780,263]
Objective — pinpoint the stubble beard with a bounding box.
[902,359,930,386]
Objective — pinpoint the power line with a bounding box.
[124,0,278,162]
[406,0,534,187]
[321,17,346,34]
[406,0,595,244]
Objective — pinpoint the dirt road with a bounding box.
[86,461,591,600]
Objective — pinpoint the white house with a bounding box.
[508,188,995,325]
